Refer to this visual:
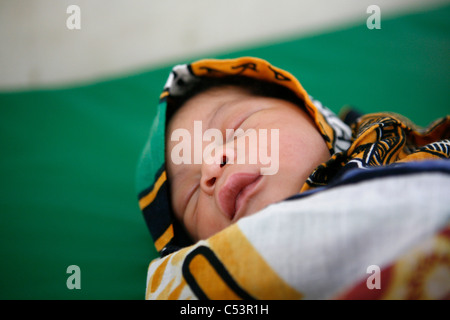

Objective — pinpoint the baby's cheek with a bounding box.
[194,203,231,241]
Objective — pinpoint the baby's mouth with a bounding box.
[218,172,262,221]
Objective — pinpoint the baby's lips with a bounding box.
[217,172,261,220]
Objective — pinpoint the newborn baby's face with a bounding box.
[166,86,329,241]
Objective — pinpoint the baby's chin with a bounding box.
[195,180,300,241]
[249,183,307,218]
[194,204,262,241]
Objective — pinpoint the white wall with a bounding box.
[0,0,447,90]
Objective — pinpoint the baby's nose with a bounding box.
[200,150,232,194]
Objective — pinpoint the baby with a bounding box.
[165,77,330,241]
[137,57,449,257]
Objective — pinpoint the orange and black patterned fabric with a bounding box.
[303,112,450,192]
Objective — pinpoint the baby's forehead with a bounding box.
[167,86,253,129]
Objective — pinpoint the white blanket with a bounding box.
[145,164,450,299]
